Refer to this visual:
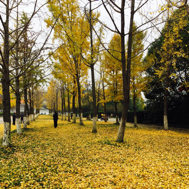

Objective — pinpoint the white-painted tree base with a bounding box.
[92,116,97,133]
[116,118,125,142]
[16,118,22,134]
[2,122,11,146]
[73,113,76,123]
[164,115,168,130]
[33,114,35,121]
[23,117,27,129]
[134,116,137,127]
[80,113,83,125]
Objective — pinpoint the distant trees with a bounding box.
[102,34,122,124]
[144,6,189,127]
[130,22,147,127]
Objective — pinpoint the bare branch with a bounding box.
[108,0,121,11]
[101,0,120,34]
[0,0,6,7]
[9,1,47,52]
[0,15,5,31]
[92,16,120,34]
[125,9,167,36]
[134,0,149,13]
[9,0,22,11]
[0,48,4,69]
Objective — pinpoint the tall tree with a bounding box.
[84,0,101,132]
[0,0,46,146]
[94,0,183,142]
[144,5,189,129]
[0,0,57,146]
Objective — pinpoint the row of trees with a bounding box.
[1,0,188,146]
[45,0,189,143]
[0,0,56,146]
[144,6,189,126]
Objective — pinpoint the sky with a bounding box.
[0,0,169,91]
[79,0,165,45]
[78,0,167,83]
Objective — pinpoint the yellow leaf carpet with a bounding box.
[0,115,189,188]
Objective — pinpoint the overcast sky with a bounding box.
[78,0,168,83]
[79,0,166,45]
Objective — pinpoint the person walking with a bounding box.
[53,111,58,128]
[12,112,16,125]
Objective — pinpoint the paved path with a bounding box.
[0,117,3,124]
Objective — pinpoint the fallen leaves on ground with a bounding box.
[0,115,189,188]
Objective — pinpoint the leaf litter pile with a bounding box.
[0,115,189,188]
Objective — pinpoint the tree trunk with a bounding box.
[114,73,119,124]
[89,1,97,133]
[2,1,11,146]
[2,76,11,146]
[164,77,169,130]
[24,84,29,128]
[115,101,119,124]
[28,87,33,123]
[15,5,22,134]
[117,0,135,142]
[102,78,107,122]
[133,83,137,127]
[68,89,70,122]
[32,87,35,121]
[63,87,66,120]
[86,82,91,120]
[76,74,83,125]
[72,89,76,123]
[61,88,64,120]
[16,82,21,134]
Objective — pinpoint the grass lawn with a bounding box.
[0,115,189,188]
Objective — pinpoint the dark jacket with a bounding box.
[53,112,58,128]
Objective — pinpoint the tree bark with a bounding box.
[24,84,29,128]
[62,86,66,120]
[61,87,64,120]
[2,0,11,146]
[164,64,171,130]
[102,77,107,122]
[133,80,137,127]
[76,74,83,125]
[117,0,135,142]
[15,4,22,134]
[115,101,119,124]
[68,89,70,122]
[89,0,97,133]
[72,89,76,123]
